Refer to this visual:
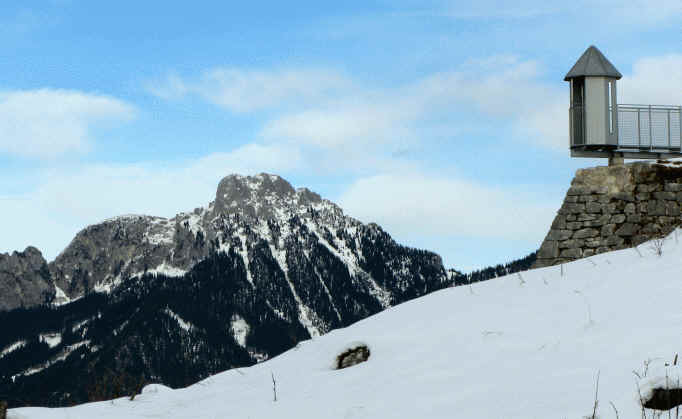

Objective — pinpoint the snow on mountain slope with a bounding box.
[11,231,682,419]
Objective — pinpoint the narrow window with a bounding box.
[608,81,613,134]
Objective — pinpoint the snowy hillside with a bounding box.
[10,231,682,418]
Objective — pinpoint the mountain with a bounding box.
[0,173,538,408]
[0,173,452,407]
[47,173,447,313]
[8,230,682,418]
[0,247,54,311]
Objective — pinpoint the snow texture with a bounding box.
[163,308,193,332]
[230,314,250,348]
[39,334,61,348]
[17,230,682,418]
[0,341,26,359]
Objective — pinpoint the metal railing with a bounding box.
[617,104,682,150]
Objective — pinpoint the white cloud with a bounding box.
[261,101,415,149]
[339,172,557,243]
[605,0,682,25]
[423,0,681,24]
[0,89,135,158]
[150,52,682,164]
[619,55,682,106]
[148,68,351,112]
[261,56,567,152]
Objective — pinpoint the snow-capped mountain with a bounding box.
[0,173,453,407]
[8,229,682,419]
[49,173,447,319]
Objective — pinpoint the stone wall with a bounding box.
[534,162,682,268]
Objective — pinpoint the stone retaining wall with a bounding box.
[533,162,682,268]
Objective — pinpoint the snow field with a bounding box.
[11,232,682,418]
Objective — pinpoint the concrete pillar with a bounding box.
[608,153,624,166]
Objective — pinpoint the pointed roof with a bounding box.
[564,45,622,81]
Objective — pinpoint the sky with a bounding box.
[1,0,680,271]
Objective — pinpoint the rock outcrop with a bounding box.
[49,174,329,300]
[0,247,54,311]
[534,162,682,268]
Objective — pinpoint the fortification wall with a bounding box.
[533,162,682,268]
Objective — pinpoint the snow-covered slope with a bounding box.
[10,231,682,418]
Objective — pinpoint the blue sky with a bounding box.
[1,0,681,271]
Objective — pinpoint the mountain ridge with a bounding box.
[0,173,455,406]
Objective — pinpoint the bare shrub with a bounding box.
[650,236,666,257]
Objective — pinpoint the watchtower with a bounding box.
[566,46,682,165]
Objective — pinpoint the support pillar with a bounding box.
[608,153,624,166]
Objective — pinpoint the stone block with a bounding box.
[606,235,625,246]
[548,229,573,241]
[594,186,609,194]
[566,214,577,221]
[565,195,579,203]
[583,249,595,257]
[636,192,650,201]
[586,202,602,213]
[560,248,582,258]
[676,191,682,202]
[601,224,617,237]
[654,191,676,200]
[648,184,663,193]
[639,202,649,213]
[596,246,611,254]
[658,218,676,233]
[559,202,585,215]
[616,223,639,237]
[648,200,667,216]
[614,192,635,202]
[568,203,585,213]
[584,214,610,228]
[559,239,583,249]
[566,221,583,230]
[538,240,559,259]
[604,203,617,214]
[573,228,599,239]
[579,195,598,203]
[578,213,597,221]
[627,214,642,223]
[636,184,649,193]
[567,186,590,196]
[632,235,649,246]
[585,239,603,248]
[641,224,661,235]
[551,215,567,230]
[610,214,626,224]
[667,201,680,217]
[598,195,612,204]
[624,203,636,214]
[665,183,682,192]
[624,184,636,193]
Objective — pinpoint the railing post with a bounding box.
[649,105,653,149]
[637,107,641,148]
[668,108,672,149]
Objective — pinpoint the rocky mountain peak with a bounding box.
[0,246,54,311]
[213,173,322,220]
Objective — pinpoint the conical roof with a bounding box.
[564,45,622,81]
